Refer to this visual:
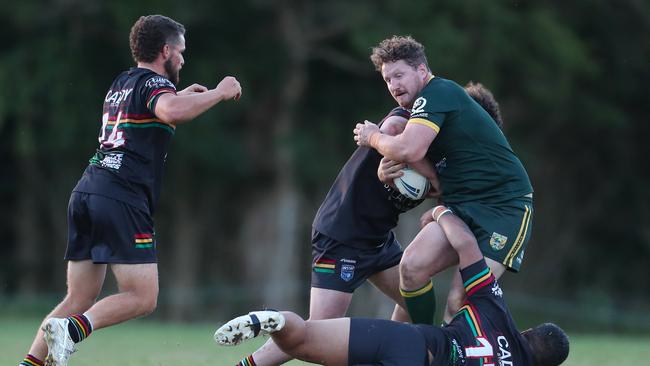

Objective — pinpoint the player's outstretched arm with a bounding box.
[432,205,483,269]
[155,76,242,124]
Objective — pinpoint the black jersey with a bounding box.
[417,259,535,365]
[312,107,423,248]
[73,67,177,215]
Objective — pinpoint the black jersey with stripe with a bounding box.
[312,107,424,248]
[417,259,535,365]
[73,67,177,215]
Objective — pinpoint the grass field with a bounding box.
[2,318,649,365]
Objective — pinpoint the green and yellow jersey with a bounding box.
[409,77,532,204]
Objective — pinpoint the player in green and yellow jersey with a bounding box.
[354,36,534,325]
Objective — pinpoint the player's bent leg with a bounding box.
[83,263,158,329]
[368,265,410,322]
[442,258,507,323]
[309,287,354,319]
[27,260,106,364]
[399,223,457,324]
[400,223,457,290]
[279,315,349,365]
[218,311,349,366]
[246,287,353,366]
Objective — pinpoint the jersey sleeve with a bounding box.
[408,79,460,133]
[460,258,504,303]
[140,76,177,114]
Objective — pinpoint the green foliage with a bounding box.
[1,0,648,310]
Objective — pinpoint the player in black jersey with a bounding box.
[215,205,569,366]
[237,107,436,366]
[19,15,241,366]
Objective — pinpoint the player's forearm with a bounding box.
[157,89,226,124]
[409,159,437,181]
[433,207,483,268]
[370,132,425,163]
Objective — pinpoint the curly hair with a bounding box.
[370,35,428,71]
[129,15,185,64]
[465,81,504,129]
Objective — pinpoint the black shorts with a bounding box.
[65,192,157,264]
[348,318,428,366]
[310,231,402,293]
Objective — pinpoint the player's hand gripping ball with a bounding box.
[393,167,431,200]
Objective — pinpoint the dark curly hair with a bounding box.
[523,323,570,366]
[465,81,504,129]
[129,15,185,64]
[370,35,429,72]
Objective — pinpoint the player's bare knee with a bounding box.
[138,291,158,316]
[399,253,428,288]
[61,292,97,313]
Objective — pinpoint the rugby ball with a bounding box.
[393,167,431,200]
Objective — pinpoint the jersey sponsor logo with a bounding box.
[491,282,503,298]
[489,232,508,250]
[104,88,133,106]
[145,76,175,89]
[411,96,427,114]
[497,335,514,366]
[340,264,355,282]
[340,258,357,264]
[435,157,447,173]
[98,153,123,170]
[450,339,466,364]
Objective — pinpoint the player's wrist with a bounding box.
[432,205,452,222]
[369,131,381,148]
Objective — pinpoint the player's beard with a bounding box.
[164,58,180,85]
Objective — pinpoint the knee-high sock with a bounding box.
[401,280,436,325]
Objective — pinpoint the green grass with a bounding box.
[3,318,649,365]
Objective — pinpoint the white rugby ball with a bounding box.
[393,167,431,200]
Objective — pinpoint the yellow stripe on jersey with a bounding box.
[408,118,440,133]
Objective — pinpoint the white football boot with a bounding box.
[214,310,286,346]
[43,318,76,366]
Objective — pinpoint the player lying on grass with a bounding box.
[215,205,569,366]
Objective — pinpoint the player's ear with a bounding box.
[162,44,170,59]
[417,63,428,78]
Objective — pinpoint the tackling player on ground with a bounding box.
[19,14,241,366]
[215,205,569,365]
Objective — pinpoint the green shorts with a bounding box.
[448,196,533,272]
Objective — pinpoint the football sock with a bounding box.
[66,314,93,343]
[20,354,43,366]
[401,280,436,325]
[236,355,257,366]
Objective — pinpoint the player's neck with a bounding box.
[136,61,168,79]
